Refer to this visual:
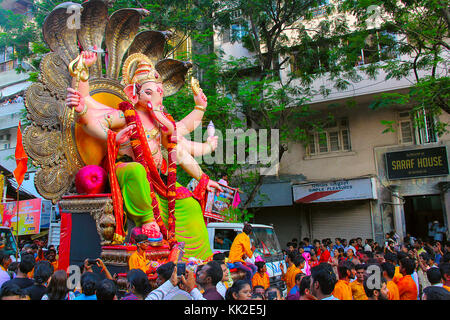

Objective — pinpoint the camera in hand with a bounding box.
[177,263,186,276]
[87,259,98,265]
[267,291,277,300]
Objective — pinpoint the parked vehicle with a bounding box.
[207,222,286,292]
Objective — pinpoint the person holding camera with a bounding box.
[83,258,113,280]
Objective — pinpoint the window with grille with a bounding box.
[306,118,351,155]
[397,110,438,145]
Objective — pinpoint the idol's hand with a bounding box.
[193,88,207,108]
[116,124,136,145]
[81,47,98,67]
[206,136,218,152]
[66,88,85,113]
[207,180,223,193]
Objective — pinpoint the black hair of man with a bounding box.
[251,293,264,300]
[33,260,54,285]
[18,253,35,274]
[400,258,415,275]
[310,263,337,295]
[213,252,226,265]
[156,262,175,282]
[426,267,442,285]
[0,251,9,266]
[423,286,450,300]
[205,260,223,286]
[264,286,281,299]
[363,274,386,298]
[0,282,26,299]
[255,261,266,272]
[385,252,398,264]
[355,264,366,271]
[252,285,265,293]
[337,261,355,279]
[381,262,396,279]
[243,223,252,235]
[80,272,99,296]
[295,272,303,283]
[439,262,450,280]
[397,251,408,262]
[441,252,450,264]
[96,279,117,300]
[303,237,310,243]
[299,275,311,296]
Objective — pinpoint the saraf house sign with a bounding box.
[385,146,449,180]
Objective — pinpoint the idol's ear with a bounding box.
[124,84,139,105]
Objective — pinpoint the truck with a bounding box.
[0,226,20,261]
[206,222,286,293]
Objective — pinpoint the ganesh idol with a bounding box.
[65,50,222,261]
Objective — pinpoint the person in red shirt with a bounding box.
[319,241,330,264]
[309,251,320,268]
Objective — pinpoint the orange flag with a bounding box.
[13,121,28,188]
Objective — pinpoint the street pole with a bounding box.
[15,189,19,260]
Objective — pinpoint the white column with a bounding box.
[391,185,405,243]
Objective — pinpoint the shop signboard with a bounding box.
[293,178,377,203]
[385,146,449,180]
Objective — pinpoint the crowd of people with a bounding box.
[0,95,23,106]
[0,226,449,301]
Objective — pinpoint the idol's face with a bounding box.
[138,81,164,108]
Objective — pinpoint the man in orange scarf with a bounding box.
[128,234,151,274]
[228,223,257,283]
[381,262,400,300]
[332,261,354,300]
[395,257,418,300]
[252,261,270,290]
[281,251,303,293]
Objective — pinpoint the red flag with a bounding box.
[13,121,28,188]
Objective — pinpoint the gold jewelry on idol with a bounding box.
[77,104,88,116]
[194,105,206,112]
[191,77,201,95]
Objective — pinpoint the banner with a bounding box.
[1,198,42,236]
[204,184,239,221]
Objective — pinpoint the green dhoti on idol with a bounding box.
[66,49,222,261]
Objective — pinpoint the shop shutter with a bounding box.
[310,201,373,242]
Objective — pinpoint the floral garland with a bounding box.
[118,101,178,243]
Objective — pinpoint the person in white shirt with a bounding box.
[0,251,12,288]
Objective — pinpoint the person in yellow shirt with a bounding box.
[350,264,368,300]
[332,261,354,300]
[228,223,257,282]
[280,251,302,293]
[381,262,400,300]
[128,234,151,274]
[252,261,270,290]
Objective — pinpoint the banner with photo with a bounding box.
[1,198,42,236]
[204,184,239,222]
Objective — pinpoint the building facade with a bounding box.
[213,4,450,247]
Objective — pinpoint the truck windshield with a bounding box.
[250,227,282,257]
[0,228,18,257]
